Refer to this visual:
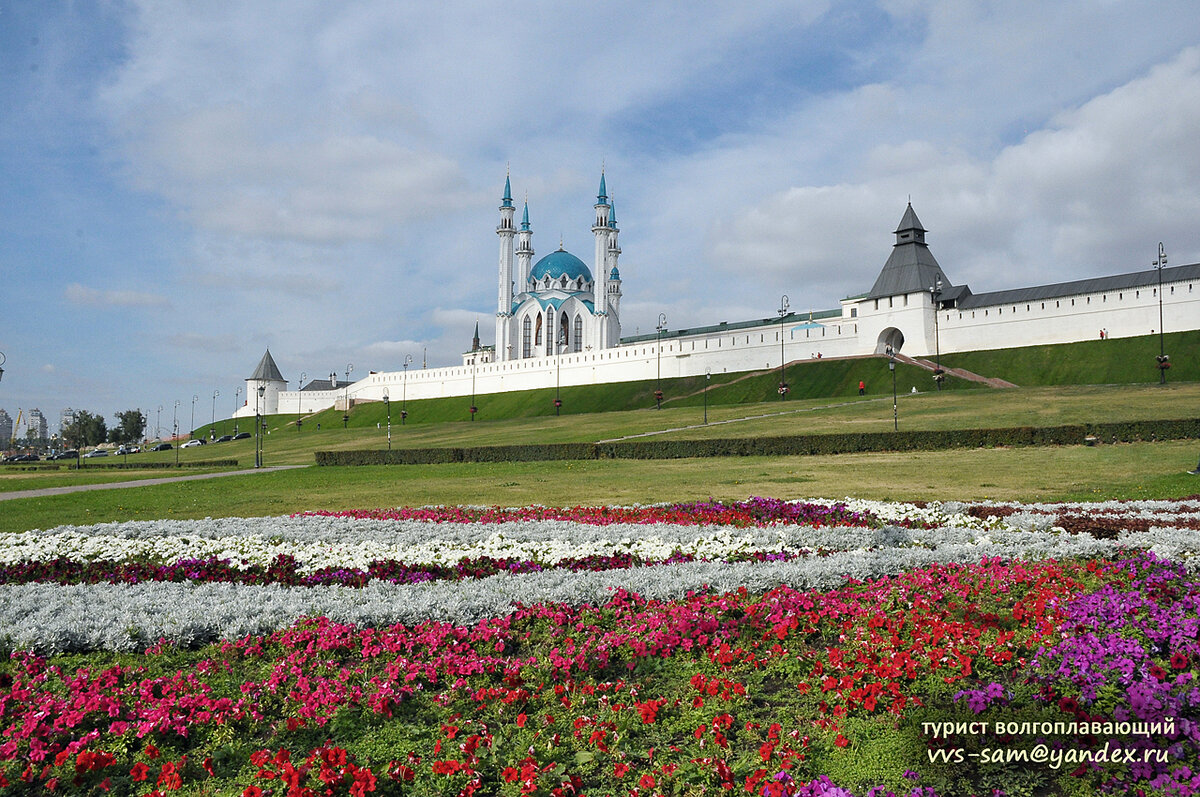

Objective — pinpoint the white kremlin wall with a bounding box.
[248,266,1197,419]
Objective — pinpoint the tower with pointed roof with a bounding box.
[245,348,287,416]
[592,172,612,351]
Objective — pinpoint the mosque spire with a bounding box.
[502,170,514,208]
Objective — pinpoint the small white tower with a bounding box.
[592,171,611,350]
[496,174,516,362]
[246,349,287,415]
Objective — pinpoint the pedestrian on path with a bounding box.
[858,380,866,396]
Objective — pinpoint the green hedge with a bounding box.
[316,418,1200,465]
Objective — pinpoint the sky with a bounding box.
[3,1,1200,437]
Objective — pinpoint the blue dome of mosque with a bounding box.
[530,249,592,283]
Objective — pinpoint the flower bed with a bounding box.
[0,497,1197,796]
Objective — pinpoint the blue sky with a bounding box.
[3,1,1200,436]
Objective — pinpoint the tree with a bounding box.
[61,410,107,449]
[109,409,147,445]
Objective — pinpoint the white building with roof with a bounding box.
[237,180,1200,419]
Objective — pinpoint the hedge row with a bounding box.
[315,418,1200,466]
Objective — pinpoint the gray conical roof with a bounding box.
[249,349,286,382]
[867,203,949,299]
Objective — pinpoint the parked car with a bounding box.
[232,432,251,440]
[3,453,39,462]
[82,449,109,458]
[181,439,205,448]
[115,446,140,455]
[150,442,173,451]
[48,450,79,460]
[214,435,234,443]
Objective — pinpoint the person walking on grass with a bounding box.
[858,380,866,396]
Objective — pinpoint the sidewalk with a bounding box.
[0,465,307,501]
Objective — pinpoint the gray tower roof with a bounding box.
[249,349,286,382]
[867,203,950,299]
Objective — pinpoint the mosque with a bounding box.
[233,172,1200,419]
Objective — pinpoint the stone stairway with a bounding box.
[893,353,1018,388]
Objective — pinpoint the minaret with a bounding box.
[592,170,611,350]
[605,197,622,344]
[496,173,516,361]
[516,198,534,294]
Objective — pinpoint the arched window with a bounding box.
[560,312,570,351]
[534,314,542,346]
[522,317,532,359]
[560,276,567,289]
[573,315,583,352]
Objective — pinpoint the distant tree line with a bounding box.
[60,409,146,449]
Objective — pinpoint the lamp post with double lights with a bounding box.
[886,345,898,431]
[156,405,163,442]
[384,393,391,450]
[929,276,944,390]
[1154,242,1169,384]
[402,355,412,425]
[704,367,711,425]
[778,294,790,400]
[469,355,478,421]
[255,384,265,468]
[296,372,306,432]
[190,395,198,443]
[655,313,667,409]
[343,363,353,428]
[554,342,565,415]
[172,400,180,466]
[234,389,241,434]
[210,390,219,439]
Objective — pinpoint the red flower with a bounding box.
[639,773,656,789]
[1171,651,1190,670]
[130,762,151,782]
[614,762,631,778]
[516,713,527,728]
[242,788,263,797]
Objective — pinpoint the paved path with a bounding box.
[0,465,307,501]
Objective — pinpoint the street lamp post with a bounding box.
[704,367,711,425]
[156,405,163,441]
[255,384,265,468]
[173,400,180,466]
[778,295,790,400]
[655,313,667,409]
[1154,242,1169,384]
[343,364,354,428]
[190,395,198,443]
[296,372,306,432]
[887,345,898,431]
[929,277,944,390]
[469,356,477,420]
[402,355,412,425]
[384,394,391,450]
[234,389,241,435]
[211,390,219,439]
[0,352,6,383]
[554,343,565,415]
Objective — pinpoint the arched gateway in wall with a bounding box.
[876,327,904,354]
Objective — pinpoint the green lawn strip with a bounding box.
[2,440,1196,533]
[0,466,236,493]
